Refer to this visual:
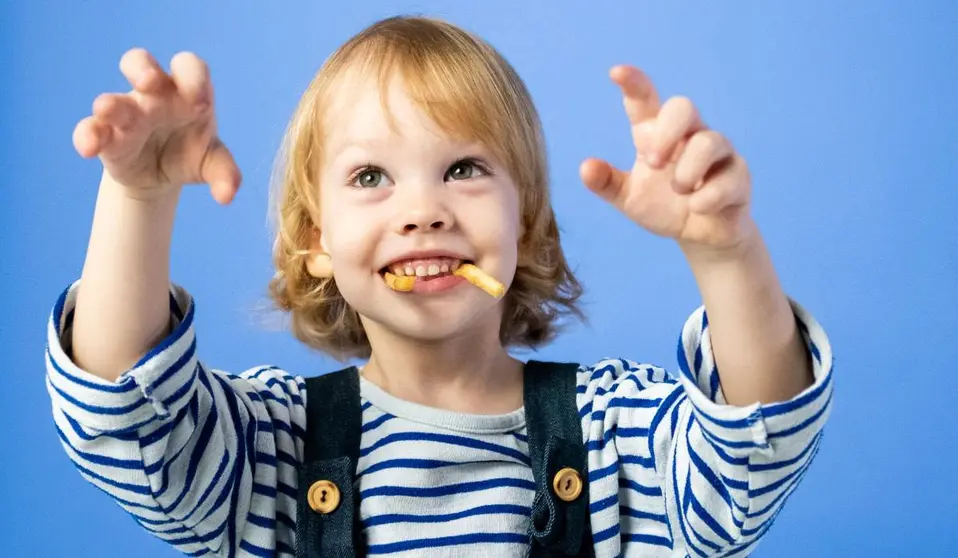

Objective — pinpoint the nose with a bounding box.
[394,184,455,234]
[402,218,446,233]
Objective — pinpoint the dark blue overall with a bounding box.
[295,361,595,557]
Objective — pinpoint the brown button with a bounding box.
[307,480,341,514]
[552,467,583,502]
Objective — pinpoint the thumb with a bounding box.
[201,137,242,205]
[580,158,628,207]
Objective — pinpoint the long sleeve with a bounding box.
[577,298,833,557]
[45,283,308,557]
[668,298,832,556]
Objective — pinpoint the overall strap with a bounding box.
[296,367,365,558]
[524,361,595,557]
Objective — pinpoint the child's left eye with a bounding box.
[445,159,488,182]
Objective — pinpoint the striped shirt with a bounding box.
[46,283,833,557]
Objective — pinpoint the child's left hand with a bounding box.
[581,65,755,255]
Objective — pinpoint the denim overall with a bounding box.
[295,361,595,557]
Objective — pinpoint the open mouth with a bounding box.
[378,257,472,281]
[379,259,505,299]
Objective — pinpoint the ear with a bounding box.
[305,229,333,279]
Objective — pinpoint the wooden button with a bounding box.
[307,480,341,514]
[552,467,583,502]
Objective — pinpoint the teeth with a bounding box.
[387,257,465,277]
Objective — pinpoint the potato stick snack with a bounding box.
[383,272,416,292]
[453,263,505,299]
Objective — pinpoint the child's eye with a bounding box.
[444,159,489,182]
[358,171,383,187]
[348,167,391,189]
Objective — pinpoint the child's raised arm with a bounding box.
[576,65,833,553]
[47,50,302,556]
[71,48,240,380]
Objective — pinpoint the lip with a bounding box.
[380,249,473,270]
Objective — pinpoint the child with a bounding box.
[47,15,833,558]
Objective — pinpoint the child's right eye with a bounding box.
[348,167,390,189]
[357,170,383,187]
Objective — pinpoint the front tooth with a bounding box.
[440,263,450,273]
[415,265,427,277]
[404,265,415,276]
[427,264,440,276]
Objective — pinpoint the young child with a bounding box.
[47,16,833,558]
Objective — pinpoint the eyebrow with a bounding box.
[327,136,491,162]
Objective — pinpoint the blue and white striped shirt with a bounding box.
[46,283,833,557]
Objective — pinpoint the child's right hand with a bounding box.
[73,49,241,204]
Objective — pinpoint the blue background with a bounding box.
[3,1,956,556]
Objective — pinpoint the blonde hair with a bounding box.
[269,15,583,360]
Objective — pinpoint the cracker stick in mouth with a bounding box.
[383,271,416,292]
[454,263,505,300]
[382,262,504,299]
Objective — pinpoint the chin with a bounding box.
[361,297,503,345]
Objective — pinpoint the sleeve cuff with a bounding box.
[675,297,834,458]
[45,281,200,433]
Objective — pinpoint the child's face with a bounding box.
[316,71,522,345]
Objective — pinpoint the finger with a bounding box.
[119,48,172,94]
[610,65,661,125]
[631,120,656,161]
[672,130,733,194]
[580,157,629,207]
[92,93,142,131]
[648,96,703,169]
[201,138,242,204]
[687,157,749,215]
[73,116,112,158]
[170,51,212,109]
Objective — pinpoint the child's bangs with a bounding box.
[359,36,520,166]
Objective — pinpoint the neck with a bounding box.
[359,315,524,415]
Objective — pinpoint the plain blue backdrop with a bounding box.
[3,1,956,556]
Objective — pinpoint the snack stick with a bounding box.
[454,263,505,299]
[384,272,416,292]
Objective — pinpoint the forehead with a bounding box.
[322,69,453,150]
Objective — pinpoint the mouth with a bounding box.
[378,256,473,281]
[379,257,505,299]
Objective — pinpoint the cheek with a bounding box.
[502,188,522,244]
[509,192,523,241]
[326,223,370,268]
[488,189,522,274]
[319,198,368,267]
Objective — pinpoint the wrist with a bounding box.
[679,217,761,268]
[99,170,184,208]
[94,172,182,238]
[679,223,784,318]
